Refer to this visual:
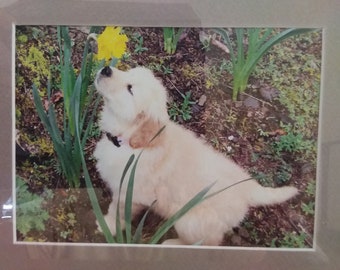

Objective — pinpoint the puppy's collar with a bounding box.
[106,132,123,147]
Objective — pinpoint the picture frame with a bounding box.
[1,0,339,269]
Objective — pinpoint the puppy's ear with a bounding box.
[129,118,165,149]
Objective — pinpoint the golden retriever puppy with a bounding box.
[94,66,298,245]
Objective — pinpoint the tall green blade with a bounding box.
[124,152,143,243]
[47,104,63,145]
[148,182,215,244]
[79,86,95,131]
[257,28,273,49]
[79,36,94,111]
[59,26,77,135]
[132,200,157,244]
[32,85,52,134]
[71,74,82,126]
[81,154,114,242]
[205,178,254,200]
[235,28,245,68]
[81,93,101,147]
[115,154,135,243]
[72,84,115,242]
[247,28,261,58]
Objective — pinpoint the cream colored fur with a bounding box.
[94,66,298,246]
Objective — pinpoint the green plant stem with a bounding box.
[163,27,184,54]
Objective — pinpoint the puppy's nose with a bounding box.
[101,66,112,77]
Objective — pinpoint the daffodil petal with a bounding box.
[96,26,128,62]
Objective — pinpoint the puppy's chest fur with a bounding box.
[95,125,166,181]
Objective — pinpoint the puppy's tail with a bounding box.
[248,185,298,207]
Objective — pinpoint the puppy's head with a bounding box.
[95,66,168,148]
[95,66,168,123]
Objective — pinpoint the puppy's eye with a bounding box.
[127,84,133,95]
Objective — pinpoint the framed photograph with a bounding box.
[1,0,340,269]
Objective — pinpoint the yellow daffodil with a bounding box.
[96,26,128,62]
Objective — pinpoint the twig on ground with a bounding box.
[241,92,273,107]
[279,206,314,248]
[199,31,230,54]
[166,77,184,96]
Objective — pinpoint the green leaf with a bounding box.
[148,182,215,244]
[124,152,143,243]
[59,26,77,135]
[81,92,101,147]
[115,154,135,243]
[32,85,51,133]
[132,200,157,244]
[205,178,253,200]
[235,28,245,68]
[73,98,115,242]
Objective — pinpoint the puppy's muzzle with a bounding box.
[95,66,112,87]
[101,66,113,77]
